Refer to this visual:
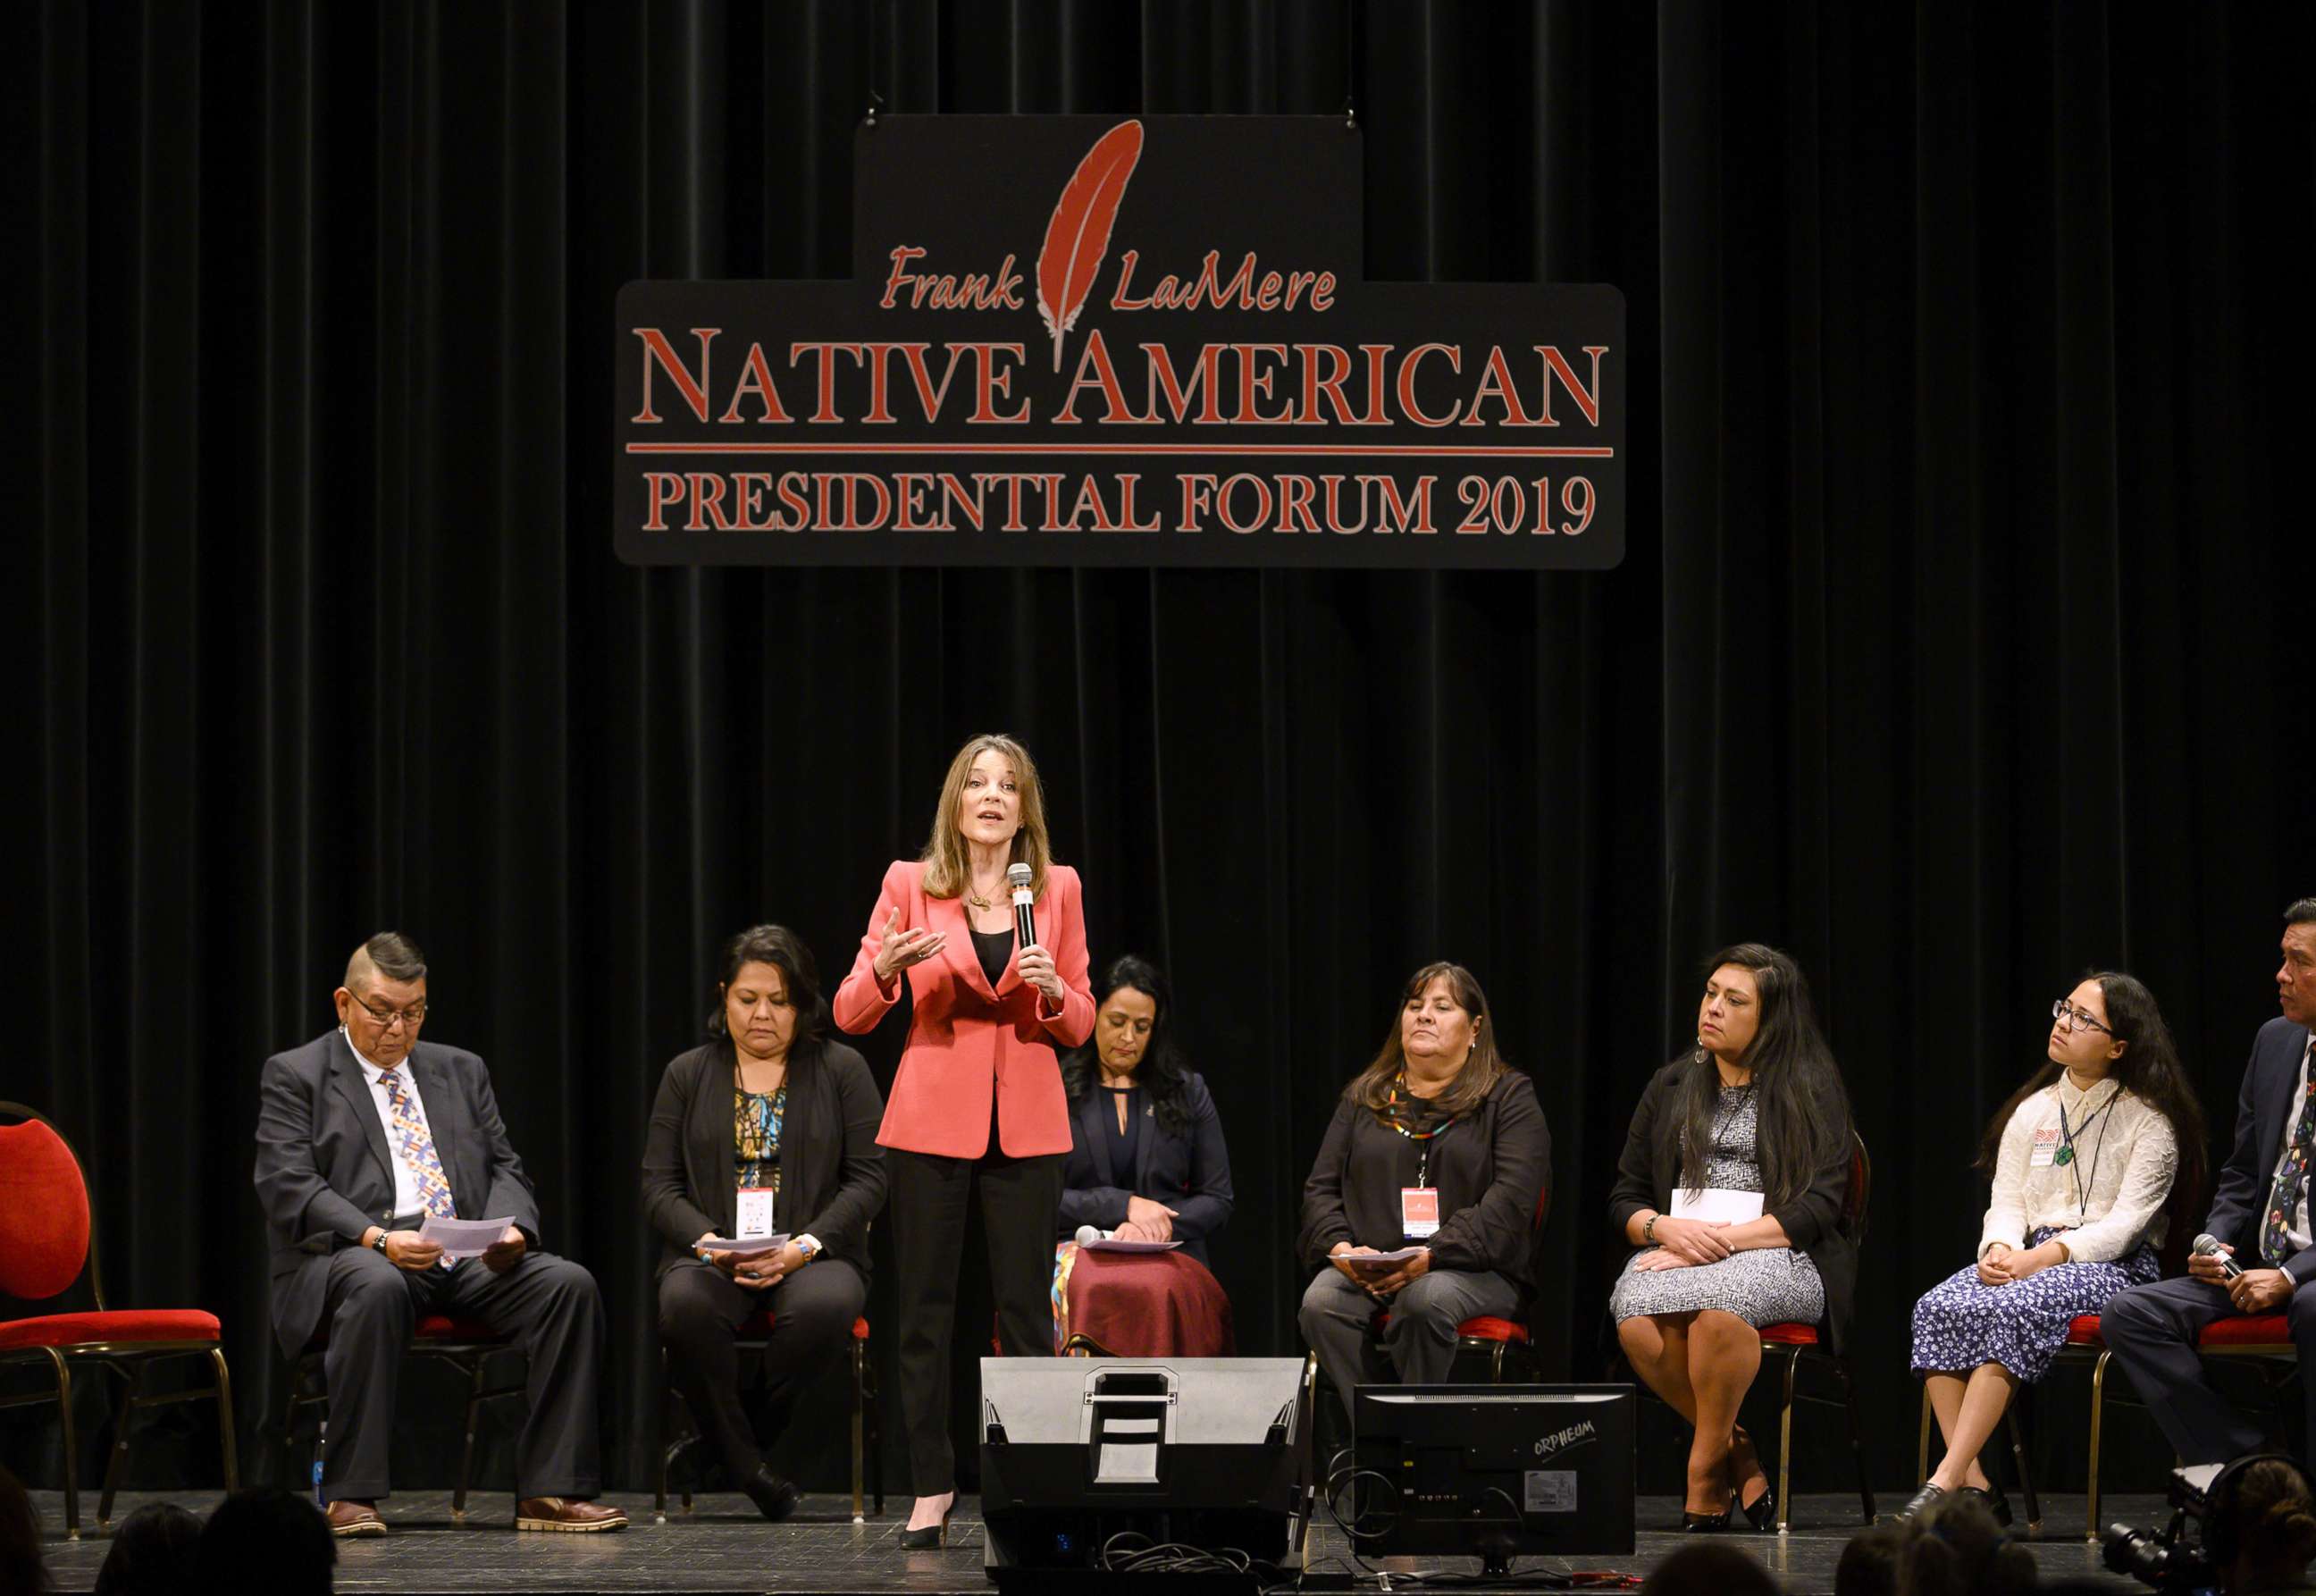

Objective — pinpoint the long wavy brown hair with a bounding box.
[1346,962,1510,1121]
[919,733,1053,901]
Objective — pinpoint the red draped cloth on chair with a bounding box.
[1059,1247,1233,1357]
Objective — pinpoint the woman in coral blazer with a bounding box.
[834,732,1093,1548]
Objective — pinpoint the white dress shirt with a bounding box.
[2265,1037,2316,1272]
[1978,1075,2178,1264]
[346,1028,440,1222]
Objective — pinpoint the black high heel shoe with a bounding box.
[1735,1479,1777,1533]
[1680,1491,1736,1532]
[899,1501,954,1550]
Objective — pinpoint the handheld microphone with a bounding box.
[1074,1225,1114,1246]
[1008,862,1037,949]
[2193,1233,2244,1279]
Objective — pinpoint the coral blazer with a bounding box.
[835,859,1095,1158]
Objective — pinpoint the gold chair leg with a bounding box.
[2086,1350,2110,1544]
[211,1348,239,1493]
[99,1361,145,1529]
[1917,1382,1933,1485]
[454,1357,484,1524]
[851,1339,867,1525]
[46,1349,80,1540]
[1777,1349,1797,1534]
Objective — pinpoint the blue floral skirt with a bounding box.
[1909,1224,2160,1383]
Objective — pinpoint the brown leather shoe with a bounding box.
[323,1499,387,1538]
[514,1497,628,1533]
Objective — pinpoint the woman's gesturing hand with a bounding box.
[1018,942,1064,1004]
[872,905,947,983]
[1649,1215,1734,1264]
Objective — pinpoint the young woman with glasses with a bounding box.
[1903,972,2206,1522]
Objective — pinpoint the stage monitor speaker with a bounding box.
[978,1356,1310,1592]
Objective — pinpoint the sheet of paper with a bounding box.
[1081,1238,1180,1254]
[697,1232,788,1261]
[1338,1247,1427,1270]
[1669,1188,1765,1226]
[416,1215,517,1259]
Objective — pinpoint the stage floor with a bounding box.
[29,1489,2156,1594]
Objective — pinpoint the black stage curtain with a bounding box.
[5,0,2313,1499]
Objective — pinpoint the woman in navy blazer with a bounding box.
[1057,955,1233,1267]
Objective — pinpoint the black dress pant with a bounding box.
[656,1257,868,1480]
[2102,1273,2316,1463]
[315,1244,607,1502]
[888,1130,1064,1494]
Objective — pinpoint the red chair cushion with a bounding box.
[412,1315,504,1342]
[0,1309,221,1351]
[2066,1315,2105,1346]
[1758,1323,1819,1347]
[0,1119,91,1300]
[1455,1316,1530,1344]
[736,1312,871,1340]
[2200,1314,2293,1348]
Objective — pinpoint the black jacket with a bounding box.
[253,1030,542,1359]
[1296,1071,1552,1292]
[640,1037,888,1281]
[1058,1071,1234,1267]
[2203,1017,2316,1278]
[1606,1056,1859,1355]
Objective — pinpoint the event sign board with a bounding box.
[616,116,1624,568]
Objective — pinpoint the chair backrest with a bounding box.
[1843,1130,1870,1244]
[0,1103,94,1304]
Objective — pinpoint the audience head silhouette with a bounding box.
[94,1500,201,1595]
[1640,1541,1783,1596]
[194,1488,335,1596]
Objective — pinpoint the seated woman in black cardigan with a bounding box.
[641,924,887,1521]
[1296,961,1552,1407]
[1058,955,1234,1262]
[1607,942,1856,1533]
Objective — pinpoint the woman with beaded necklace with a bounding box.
[1296,962,1551,1412]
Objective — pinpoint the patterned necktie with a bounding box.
[2260,1045,2316,1265]
[379,1069,457,1220]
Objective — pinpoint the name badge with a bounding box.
[735,1187,776,1240]
[2029,1127,2062,1169]
[1402,1188,1441,1239]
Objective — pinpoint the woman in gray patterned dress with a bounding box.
[1607,944,1857,1532]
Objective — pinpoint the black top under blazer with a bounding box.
[253,1029,543,1359]
[640,1037,889,1281]
[1296,1071,1552,1294]
[1057,1072,1235,1267]
[2203,1016,2316,1279]
[1606,1056,1859,1356]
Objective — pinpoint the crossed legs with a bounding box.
[1617,1309,1769,1516]
[1920,1363,2014,1491]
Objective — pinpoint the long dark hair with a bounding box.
[1062,954,1194,1135]
[705,924,829,1047]
[1677,944,1851,1212]
[1347,962,1511,1121]
[1974,970,2206,1240]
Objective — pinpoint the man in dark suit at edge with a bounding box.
[253,932,625,1536]
[2103,898,2316,1462]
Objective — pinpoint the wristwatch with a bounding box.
[795,1234,823,1265]
[372,1231,391,1255]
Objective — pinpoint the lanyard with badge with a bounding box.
[735,1083,785,1241]
[1381,1074,1452,1239]
[2030,1079,2119,1218]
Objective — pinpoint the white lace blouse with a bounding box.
[1976,1076,2178,1264]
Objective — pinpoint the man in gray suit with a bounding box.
[2104,898,2316,1462]
[254,932,625,1537]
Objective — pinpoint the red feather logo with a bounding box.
[1036,121,1145,372]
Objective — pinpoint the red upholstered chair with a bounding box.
[0,1102,239,1540]
[653,1314,881,1523]
[278,1315,525,1522]
[1752,1132,1875,1532]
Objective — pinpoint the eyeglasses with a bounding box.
[2051,998,2112,1037]
[353,996,428,1030]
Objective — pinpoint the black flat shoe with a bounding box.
[1680,1491,1736,1532]
[1898,1483,1945,1521]
[899,1505,954,1550]
[1959,1483,2013,1528]
[741,1466,799,1523]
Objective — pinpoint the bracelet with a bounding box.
[1642,1214,1659,1244]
